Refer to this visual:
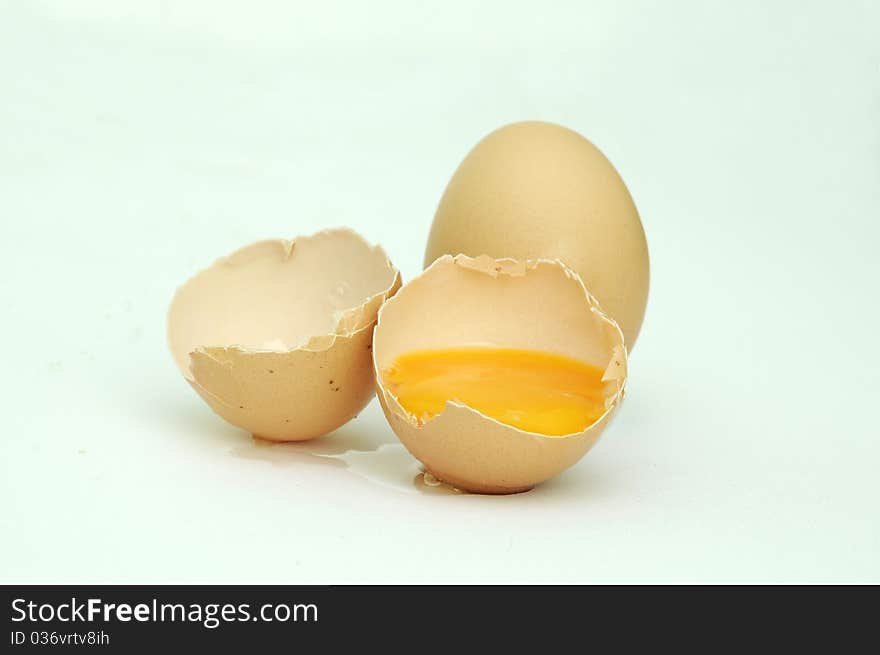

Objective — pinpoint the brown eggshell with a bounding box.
[424,120,649,350]
[373,254,626,494]
[168,228,401,441]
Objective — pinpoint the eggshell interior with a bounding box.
[168,228,400,441]
[373,254,626,494]
[169,230,396,376]
[374,255,622,374]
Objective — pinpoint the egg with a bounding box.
[424,121,649,350]
[372,254,627,494]
[167,228,401,441]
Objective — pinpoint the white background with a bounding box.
[2,1,878,583]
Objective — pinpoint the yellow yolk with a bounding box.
[381,346,607,436]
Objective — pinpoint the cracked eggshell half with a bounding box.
[373,254,626,494]
[168,228,401,441]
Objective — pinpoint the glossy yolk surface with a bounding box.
[381,346,607,436]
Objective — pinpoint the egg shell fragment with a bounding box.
[168,228,401,441]
[424,120,650,350]
[373,254,626,494]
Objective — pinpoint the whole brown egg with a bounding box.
[424,121,649,350]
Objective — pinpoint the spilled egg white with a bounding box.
[372,254,627,494]
[167,228,401,441]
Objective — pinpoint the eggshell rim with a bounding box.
[186,319,377,409]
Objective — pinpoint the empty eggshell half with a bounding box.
[373,254,626,494]
[168,228,401,441]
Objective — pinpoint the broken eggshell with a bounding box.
[168,228,401,441]
[372,254,626,494]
